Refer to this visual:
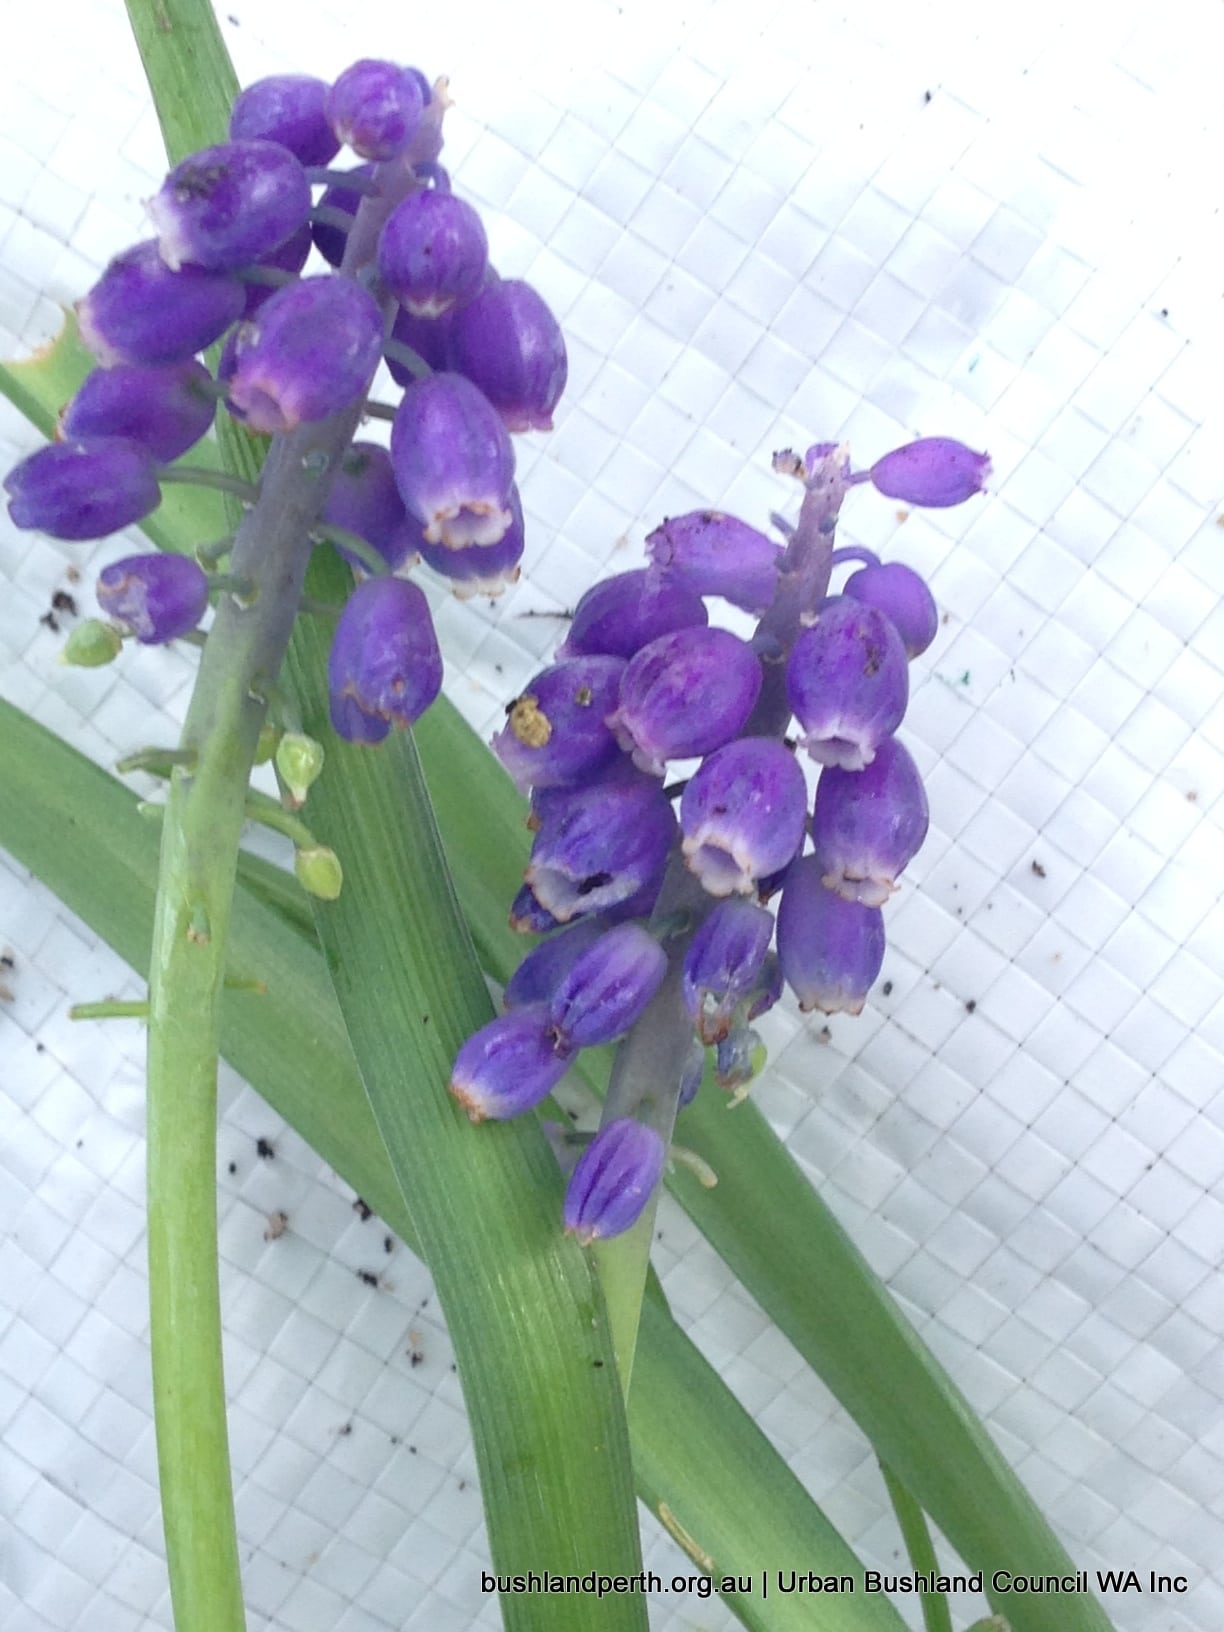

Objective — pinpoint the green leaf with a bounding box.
[0,696,911,1632]
[280,556,649,1631]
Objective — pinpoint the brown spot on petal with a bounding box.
[508,693,551,747]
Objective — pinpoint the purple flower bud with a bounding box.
[682,898,774,1044]
[556,568,708,662]
[776,853,885,1013]
[609,627,762,777]
[147,141,311,273]
[812,736,929,906]
[225,276,383,434]
[563,1120,666,1245]
[312,163,375,267]
[449,1003,569,1123]
[386,302,454,385]
[322,442,414,573]
[96,552,210,643]
[378,188,488,317]
[58,361,215,464]
[77,241,246,368]
[646,511,782,615]
[786,596,909,771]
[5,438,161,541]
[868,438,991,509]
[446,278,568,432]
[546,923,667,1050]
[843,560,938,660]
[390,372,516,548]
[504,918,606,1009]
[493,655,627,795]
[526,777,677,922]
[229,74,340,167]
[328,577,442,743]
[679,737,807,897]
[240,223,312,318]
[326,60,424,160]
[416,487,525,598]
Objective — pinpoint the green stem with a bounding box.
[362,399,397,421]
[160,465,261,502]
[880,1463,954,1632]
[242,788,315,850]
[310,522,388,576]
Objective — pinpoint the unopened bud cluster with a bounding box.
[4,59,567,733]
[450,437,989,1242]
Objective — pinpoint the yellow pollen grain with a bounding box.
[509,694,552,747]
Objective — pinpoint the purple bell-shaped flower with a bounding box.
[679,737,808,896]
[229,74,340,166]
[492,654,627,795]
[448,1003,570,1123]
[390,372,516,548]
[326,60,425,160]
[776,853,885,1014]
[148,141,312,273]
[525,775,677,922]
[224,276,384,434]
[843,560,938,659]
[446,277,568,433]
[646,511,782,615]
[327,577,443,743]
[811,736,929,905]
[868,437,991,509]
[77,241,246,368]
[563,1119,667,1245]
[608,626,762,776]
[96,553,210,644]
[681,897,775,1044]
[785,596,909,770]
[5,438,161,542]
[58,361,216,464]
[377,187,489,317]
[546,923,668,1051]
[556,568,708,662]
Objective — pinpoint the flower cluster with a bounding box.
[4,61,566,737]
[451,437,989,1242]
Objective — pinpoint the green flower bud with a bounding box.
[275,732,325,805]
[60,619,124,667]
[294,843,343,900]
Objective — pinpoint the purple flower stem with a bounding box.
[746,449,850,737]
[382,337,432,380]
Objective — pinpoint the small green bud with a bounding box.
[276,732,325,804]
[295,843,343,900]
[60,619,123,667]
[253,721,282,765]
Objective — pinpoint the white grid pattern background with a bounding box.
[2,0,1223,1629]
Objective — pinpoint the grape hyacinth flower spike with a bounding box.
[785,596,909,770]
[325,58,426,159]
[776,854,886,1014]
[228,74,340,166]
[77,241,246,367]
[812,735,930,905]
[679,737,808,896]
[4,439,162,541]
[377,186,489,317]
[447,277,569,432]
[147,140,312,272]
[59,361,217,465]
[492,654,627,794]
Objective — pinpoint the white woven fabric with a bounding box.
[2,1,1221,1629]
